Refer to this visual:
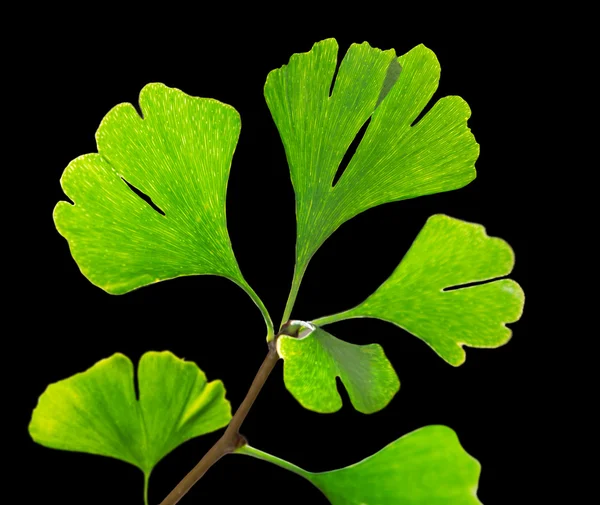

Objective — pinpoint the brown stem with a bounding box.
[158,341,281,505]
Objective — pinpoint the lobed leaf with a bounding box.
[266,39,479,305]
[29,351,231,475]
[55,83,273,336]
[315,214,525,366]
[238,425,482,505]
[277,323,399,413]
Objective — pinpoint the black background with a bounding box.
[17,15,534,505]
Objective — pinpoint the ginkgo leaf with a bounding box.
[29,351,231,496]
[265,39,479,321]
[55,83,273,337]
[277,322,399,413]
[237,425,482,505]
[314,214,525,366]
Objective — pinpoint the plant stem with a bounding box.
[222,343,279,437]
[158,342,280,505]
[312,308,356,327]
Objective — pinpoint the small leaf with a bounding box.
[277,322,399,413]
[237,425,482,505]
[29,351,231,476]
[55,83,273,336]
[266,39,478,298]
[315,215,525,366]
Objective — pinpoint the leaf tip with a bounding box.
[501,278,526,322]
[401,43,439,66]
[447,345,468,367]
[265,37,339,86]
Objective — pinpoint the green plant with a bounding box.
[29,39,524,504]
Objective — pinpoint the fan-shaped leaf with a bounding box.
[277,322,399,413]
[29,351,231,476]
[55,83,273,336]
[237,425,482,505]
[314,215,525,365]
[266,39,479,320]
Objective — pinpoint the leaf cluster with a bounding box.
[30,39,524,504]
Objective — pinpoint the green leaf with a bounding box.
[314,214,525,366]
[266,39,479,320]
[55,83,273,337]
[277,322,399,413]
[29,351,231,477]
[237,425,482,505]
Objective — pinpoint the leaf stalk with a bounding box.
[234,444,311,480]
[280,263,308,327]
[312,308,356,327]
